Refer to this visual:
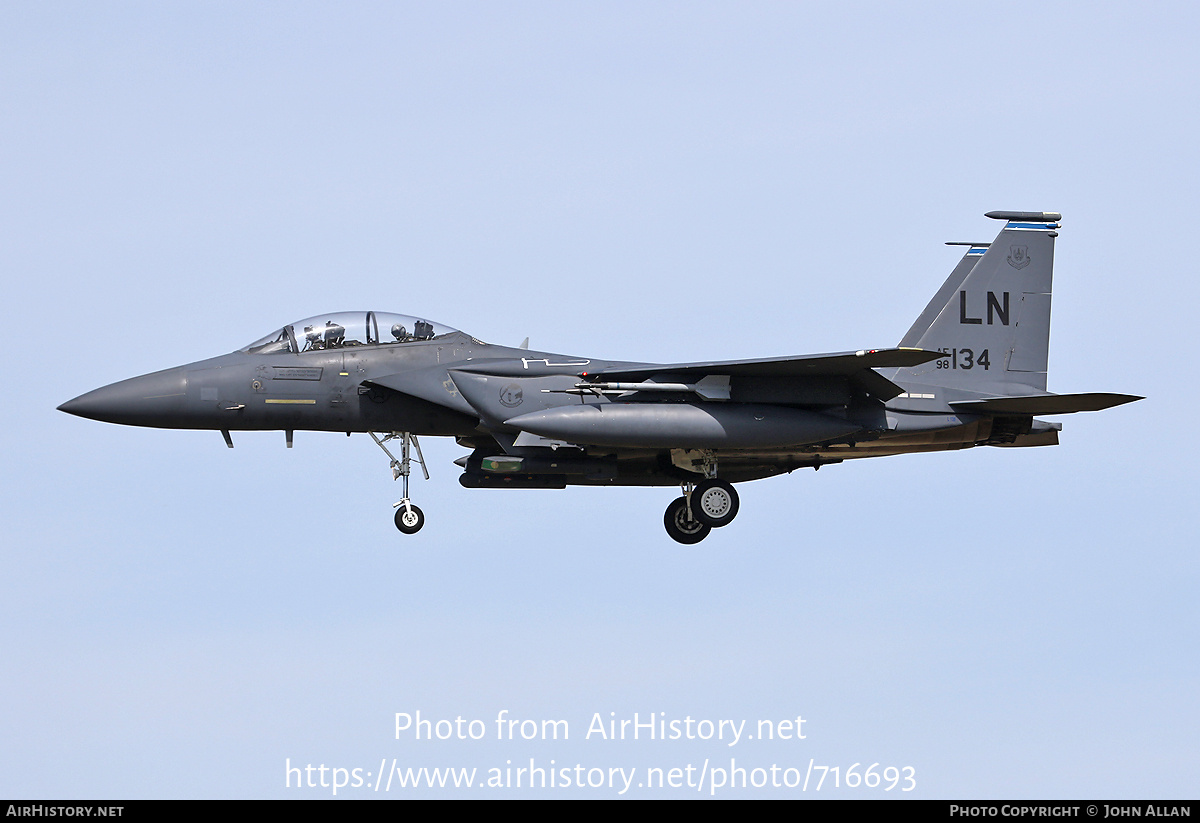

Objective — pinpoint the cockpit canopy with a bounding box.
[241,311,460,355]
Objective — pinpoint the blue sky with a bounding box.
[2,2,1195,798]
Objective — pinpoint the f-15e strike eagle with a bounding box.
[60,212,1140,543]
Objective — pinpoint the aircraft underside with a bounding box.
[458,422,985,487]
[412,417,996,543]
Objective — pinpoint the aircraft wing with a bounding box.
[949,392,1143,415]
[587,348,945,402]
[589,348,945,379]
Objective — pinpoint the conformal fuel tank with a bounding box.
[503,402,861,449]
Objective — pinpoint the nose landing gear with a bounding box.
[370,431,429,534]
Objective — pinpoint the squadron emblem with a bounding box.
[499,383,524,407]
[1007,245,1031,270]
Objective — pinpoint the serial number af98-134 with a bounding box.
[936,347,990,370]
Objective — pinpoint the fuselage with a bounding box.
[58,316,996,488]
[60,332,525,436]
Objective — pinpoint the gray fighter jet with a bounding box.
[59,212,1140,543]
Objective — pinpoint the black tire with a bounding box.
[691,479,740,528]
[664,496,711,544]
[394,504,425,534]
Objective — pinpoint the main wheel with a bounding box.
[664,496,711,544]
[691,479,740,528]
[394,504,425,534]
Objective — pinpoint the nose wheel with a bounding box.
[394,502,425,534]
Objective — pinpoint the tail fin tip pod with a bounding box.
[896,210,1063,395]
[984,210,1062,222]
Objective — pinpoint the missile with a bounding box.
[566,375,730,400]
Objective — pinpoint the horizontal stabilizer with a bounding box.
[950,392,1142,415]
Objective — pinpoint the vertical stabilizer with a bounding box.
[895,212,1060,395]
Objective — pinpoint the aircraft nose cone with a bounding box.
[59,368,188,426]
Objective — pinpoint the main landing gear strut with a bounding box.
[663,474,740,545]
[369,432,428,534]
